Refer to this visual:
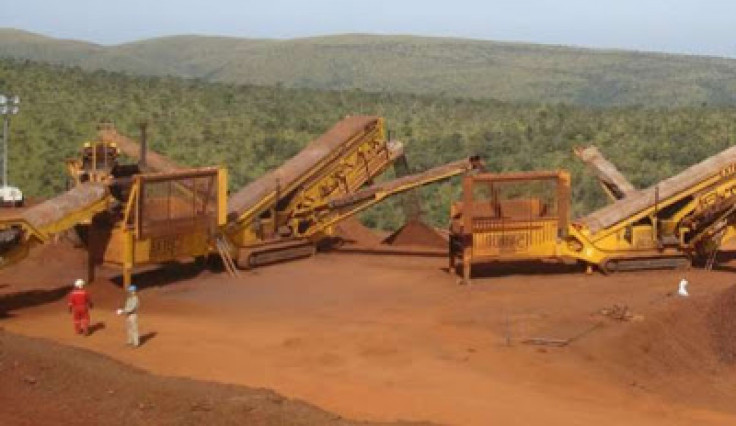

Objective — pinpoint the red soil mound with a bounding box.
[599,286,736,378]
[709,285,736,364]
[0,240,87,297]
[0,331,404,425]
[581,287,736,412]
[607,296,719,376]
[382,220,447,249]
[334,217,383,246]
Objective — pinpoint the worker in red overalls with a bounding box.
[68,279,93,335]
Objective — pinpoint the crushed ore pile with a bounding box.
[709,284,736,364]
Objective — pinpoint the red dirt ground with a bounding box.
[2,241,736,425]
[0,331,411,426]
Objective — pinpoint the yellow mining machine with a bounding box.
[0,116,479,285]
[0,124,229,287]
[96,117,480,275]
[96,117,405,269]
[0,183,111,268]
[449,170,572,282]
[85,166,227,286]
[222,116,405,268]
[80,124,228,286]
[450,144,736,282]
[0,130,129,270]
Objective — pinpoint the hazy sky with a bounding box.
[2,0,734,57]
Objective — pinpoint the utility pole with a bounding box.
[0,94,22,206]
[139,121,148,169]
[2,112,7,187]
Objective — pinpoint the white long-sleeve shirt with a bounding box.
[123,294,139,315]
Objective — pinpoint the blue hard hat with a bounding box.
[128,285,137,292]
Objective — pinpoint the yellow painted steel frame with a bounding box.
[299,159,475,239]
[0,194,111,269]
[285,127,399,216]
[286,141,405,238]
[0,218,45,269]
[66,140,121,186]
[101,167,227,287]
[449,170,570,282]
[0,237,34,268]
[450,158,736,279]
[563,162,736,266]
[227,118,402,247]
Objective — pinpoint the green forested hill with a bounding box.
[2,29,736,106]
[1,58,735,229]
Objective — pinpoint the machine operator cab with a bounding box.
[67,140,121,186]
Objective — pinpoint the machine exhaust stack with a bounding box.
[139,121,148,169]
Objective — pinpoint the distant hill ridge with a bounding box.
[2,28,736,106]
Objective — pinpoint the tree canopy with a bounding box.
[1,58,735,229]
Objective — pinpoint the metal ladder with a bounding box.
[215,236,240,277]
[705,226,726,271]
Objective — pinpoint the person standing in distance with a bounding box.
[68,279,93,335]
[117,285,140,347]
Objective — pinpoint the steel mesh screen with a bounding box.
[472,179,559,220]
[139,173,218,239]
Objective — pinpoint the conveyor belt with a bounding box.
[579,145,736,234]
[21,183,107,232]
[227,116,382,221]
[0,183,109,268]
[575,146,636,199]
[327,158,479,211]
[99,127,182,173]
[293,157,480,238]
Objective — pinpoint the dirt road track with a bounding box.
[2,244,736,425]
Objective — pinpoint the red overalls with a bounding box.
[68,289,91,335]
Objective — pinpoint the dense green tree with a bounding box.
[1,59,736,230]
